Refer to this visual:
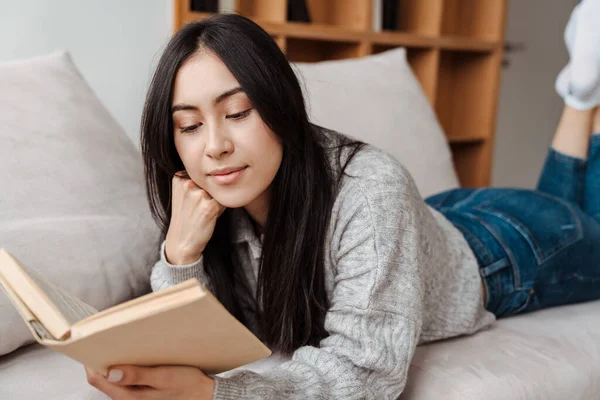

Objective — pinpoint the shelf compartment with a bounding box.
[372,46,440,105]
[304,0,372,30]
[395,0,444,36]
[441,0,507,40]
[450,141,494,187]
[235,0,286,23]
[286,38,367,62]
[435,50,497,142]
[406,48,440,105]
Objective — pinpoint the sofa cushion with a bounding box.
[3,300,600,399]
[0,52,160,356]
[401,300,600,399]
[292,47,460,198]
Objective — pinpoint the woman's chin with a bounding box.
[210,192,254,209]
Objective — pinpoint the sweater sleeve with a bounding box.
[212,179,425,399]
[150,240,212,292]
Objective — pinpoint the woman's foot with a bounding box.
[556,0,600,110]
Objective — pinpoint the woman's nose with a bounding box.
[205,126,234,159]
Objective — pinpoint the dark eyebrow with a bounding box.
[171,87,244,114]
[171,104,198,113]
[213,87,244,106]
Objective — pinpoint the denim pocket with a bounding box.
[478,257,537,317]
[475,189,583,265]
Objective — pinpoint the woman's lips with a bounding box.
[209,166,247,185]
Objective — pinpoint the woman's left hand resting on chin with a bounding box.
[84,365,215,400]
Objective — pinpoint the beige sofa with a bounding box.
[1,49,599,400]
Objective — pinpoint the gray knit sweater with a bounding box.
[150,130,496,399]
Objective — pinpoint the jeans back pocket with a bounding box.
[475,189,583,265]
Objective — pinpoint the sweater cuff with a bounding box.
[213,376,246,399]
[157,240,209,285]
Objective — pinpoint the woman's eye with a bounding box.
[227,108,252,120]
[180,123,201,133]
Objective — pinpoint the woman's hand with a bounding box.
[165,171,226,265]
[85,365,215,400]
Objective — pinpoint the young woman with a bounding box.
[85,5,600,400]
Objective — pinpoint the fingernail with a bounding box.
[107,369,123,383]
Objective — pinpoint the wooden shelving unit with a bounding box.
[174,0,508,188]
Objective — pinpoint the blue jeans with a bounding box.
[425,135,600,318]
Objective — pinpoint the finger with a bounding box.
[201,194,225,215]
[174,170,189,179]
[199,197,224,218]
[107,365,171,388]
[86,367,131,399]
[183,179,200,191]
[84,366,108,380]
[197,187,213,198]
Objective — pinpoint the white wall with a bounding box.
[0,0,173,148]
[492,0,580,187]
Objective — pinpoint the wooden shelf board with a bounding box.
[183,12,500,52]
[184,11,212,21]
[264,20,372,43]
[447,135,488,144]
[434,37,498,52]
[373,31,497,52]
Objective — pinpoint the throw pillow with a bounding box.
[0,51,161,355]
[293,47,460,198]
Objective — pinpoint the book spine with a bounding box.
[31,320,56,340]
[287,0,312,23]
[218,0,235,13]
[190,0,219,13]
[382,0,399,31]
[372,0,383,32]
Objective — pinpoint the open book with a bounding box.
[0,248,271,375]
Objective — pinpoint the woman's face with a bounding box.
[171,50,283,212]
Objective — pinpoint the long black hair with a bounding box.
[141,13,364,354]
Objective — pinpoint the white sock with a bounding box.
[555,4,580,105]
[556,0,600,110]
[564,3,578,55]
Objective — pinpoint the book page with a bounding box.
[24,266,98,325]
[74,278,200,329]
[0,270,52,340]
[71,280,201,339]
